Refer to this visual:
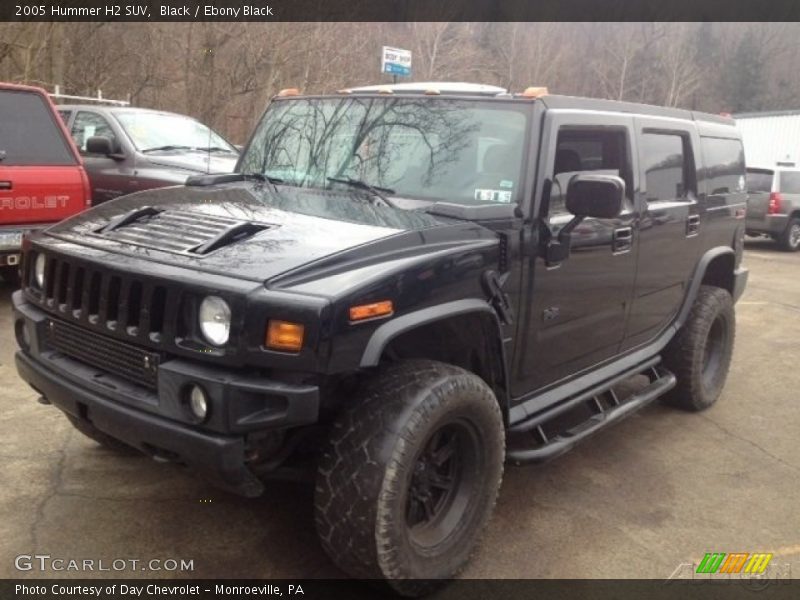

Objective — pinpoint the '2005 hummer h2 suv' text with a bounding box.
[13,83,748,594]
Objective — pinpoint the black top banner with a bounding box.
[2,0,800,22]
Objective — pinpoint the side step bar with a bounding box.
[506,361,676,465]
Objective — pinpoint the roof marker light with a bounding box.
[521,86,549,98]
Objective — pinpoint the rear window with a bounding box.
[779,171,800,194]
[746,169,774,193]
[0,90,77,166]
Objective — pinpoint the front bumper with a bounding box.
[13,291,321,497]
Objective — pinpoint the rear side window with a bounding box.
[641,132,694,203]
[0,90,77,166]
[779,171,800,194]
[746,169,774,193]
[701,137,745,195]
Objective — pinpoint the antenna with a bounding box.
[206,121,212,174]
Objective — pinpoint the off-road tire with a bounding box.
[65,414,141,455]
[314,360,505,596]
[778,217,800,252]
[662,285,735,411]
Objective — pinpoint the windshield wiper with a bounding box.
[142,144,193,153]
[327,177,398,208]
[242,172,284,194]
[195,146,237,154]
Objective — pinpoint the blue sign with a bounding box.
[382,46,412,78]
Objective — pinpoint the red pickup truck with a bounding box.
[0,82,90,284]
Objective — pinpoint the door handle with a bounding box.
[686,214,700,236]
[0,181,12,190]
[612,227,633,253]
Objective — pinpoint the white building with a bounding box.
[735,110,800,168]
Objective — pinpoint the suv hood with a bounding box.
[43,182,498,285]
[145,152,238,174]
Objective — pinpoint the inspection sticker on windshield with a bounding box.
[475,189,513,203]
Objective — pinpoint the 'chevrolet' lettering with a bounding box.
[0,196,70,210]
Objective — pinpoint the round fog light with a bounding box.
[188,385,209,421]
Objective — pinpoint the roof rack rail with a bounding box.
[49,85,130,106]
[343,82,508,97]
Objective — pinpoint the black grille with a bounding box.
[47,318,160,388]
[29,252,174,350]
[93,208,269,255]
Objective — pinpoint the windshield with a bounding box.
[115,111,237,154]
[239,97,530,206]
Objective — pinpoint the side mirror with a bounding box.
[86,136,113,155]
[86,136,124,160]
[565,173,625,219]
[544,173,626,267]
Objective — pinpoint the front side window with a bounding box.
[641,132,693,203]
[71,111,117,154]
[239,97,530,206]
[548,128,632,217]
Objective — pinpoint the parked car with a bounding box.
[56,105,238,205]
[13,83,748,594]
[0,83,90,285]
[745,166,800,251]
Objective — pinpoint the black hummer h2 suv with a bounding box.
[13,83,748,593]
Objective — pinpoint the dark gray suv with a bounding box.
[57,105,239,205]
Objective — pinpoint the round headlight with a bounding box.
[198,295,231,346]
[188,385,209,421]
[34,254,46,289]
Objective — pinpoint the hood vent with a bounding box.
[93,206,271,255]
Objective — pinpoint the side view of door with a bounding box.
[512,110,639,403]
[64,109,134,204]
[622,117,703,349]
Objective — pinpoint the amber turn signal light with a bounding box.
[266,320,305,352]
[349,300,394,322]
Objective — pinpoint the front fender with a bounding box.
[359,298,497,367]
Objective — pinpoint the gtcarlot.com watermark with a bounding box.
[15,554,194,573]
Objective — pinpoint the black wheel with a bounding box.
[65,414,141,455]
[778,217,800,251]
[662,285,735,411]
[314,360,504,596]
[1,266,20,287]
